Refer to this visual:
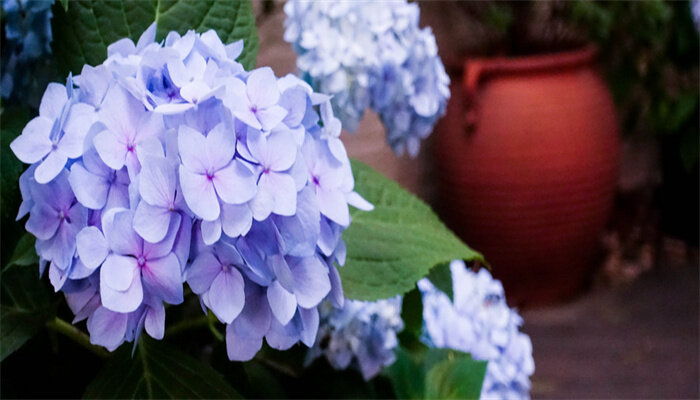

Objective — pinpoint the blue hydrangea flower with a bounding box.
[284,0,450,157]
[1,0,54,105]
[306,297,403,380]
[10,23,373,359]
[419,261,535,400]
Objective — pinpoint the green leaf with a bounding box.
[84,338,242,399]
[52,0,258,76]
[385,348,425,399]
[424,353,487,400]
[386,347,487,399]
[400,287,423,338]
[59,0,69,11]
[340,160,484,300]
[5,234,38,271]
[0,264,53,361]
[426,261,453,302]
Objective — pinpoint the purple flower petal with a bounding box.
[94,129,127,170]
[144,302,165,340]
[69,162,109,209]
[226,323,263,362]
[100,270,143,313]
[26,202,60,240]
[208,268,245,324]
[267,280,297,325]
[39,83,68,120]
[221,202,252,237]
[178,125,209,173]
[10,117,52,164]
[291,256,330,308]
[35,151,68,184]
[106,211,142,256]
[141,253,183,305]
[201,218,222,245]
[298,306,319,347]
[317,186,350,226]
[259,172,297,216]
[179,167,219,221]
[213,160,256,204]
[143,212,181,259]
[247,67,280,109]
[87,306,128,351]
[185,251,221,294]
[101,254,139,291]
[76,226,109,269]
[133,201,172,243]
[139,156,176,208]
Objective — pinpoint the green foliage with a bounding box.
[51,0,258,75]
[340,160,484,301]
[0,263,53,361]
[0,107,49,361]
[400,287,424,338]
[570,0,699,171]
[424,355,488,399]
[426,261,453,301]
[5,233,39,270]
[387,347,487,400]
[83,338,241,399]
[1,107,31,266]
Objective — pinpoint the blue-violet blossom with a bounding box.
[11,23,373,358]
[419,261,535,399]
[306,297,403,380]
[1,0,54,105]
[284,0,450,157]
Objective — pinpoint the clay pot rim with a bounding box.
[462,45,599,93]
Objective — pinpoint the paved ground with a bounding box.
[524,264,699,399]
[257,8,699,398]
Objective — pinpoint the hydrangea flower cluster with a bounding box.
[283,0,450,157]
[419,261,535,400]
[306,297,403,380]
[1,0,54,103]
[10,23,372,360]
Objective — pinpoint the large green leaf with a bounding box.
[83,338,241,399]
[386,347,487,400]
[52,0,258,75]
[424,354,487,399]
[340,160,484,300]
[386,348,425,399]
[0,264,53,361]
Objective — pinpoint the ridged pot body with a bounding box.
[435,47,620,306]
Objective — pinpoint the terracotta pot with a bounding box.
[434,46,620,306]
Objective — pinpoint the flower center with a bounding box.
[206,170,215,181]
[137,256,146,267]
[126,142,135,152]
[312,175,320,186]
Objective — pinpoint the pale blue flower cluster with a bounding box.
[1,0,54,103]
[306,297,403,380]
[419,261,535,400]
[284,0,450,157]
[10,24,372,359]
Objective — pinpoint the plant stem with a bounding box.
[254,354,300,378]
[45,317,109,359]
[164,315,209,337]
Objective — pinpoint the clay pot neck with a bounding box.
[463,45,598,94]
